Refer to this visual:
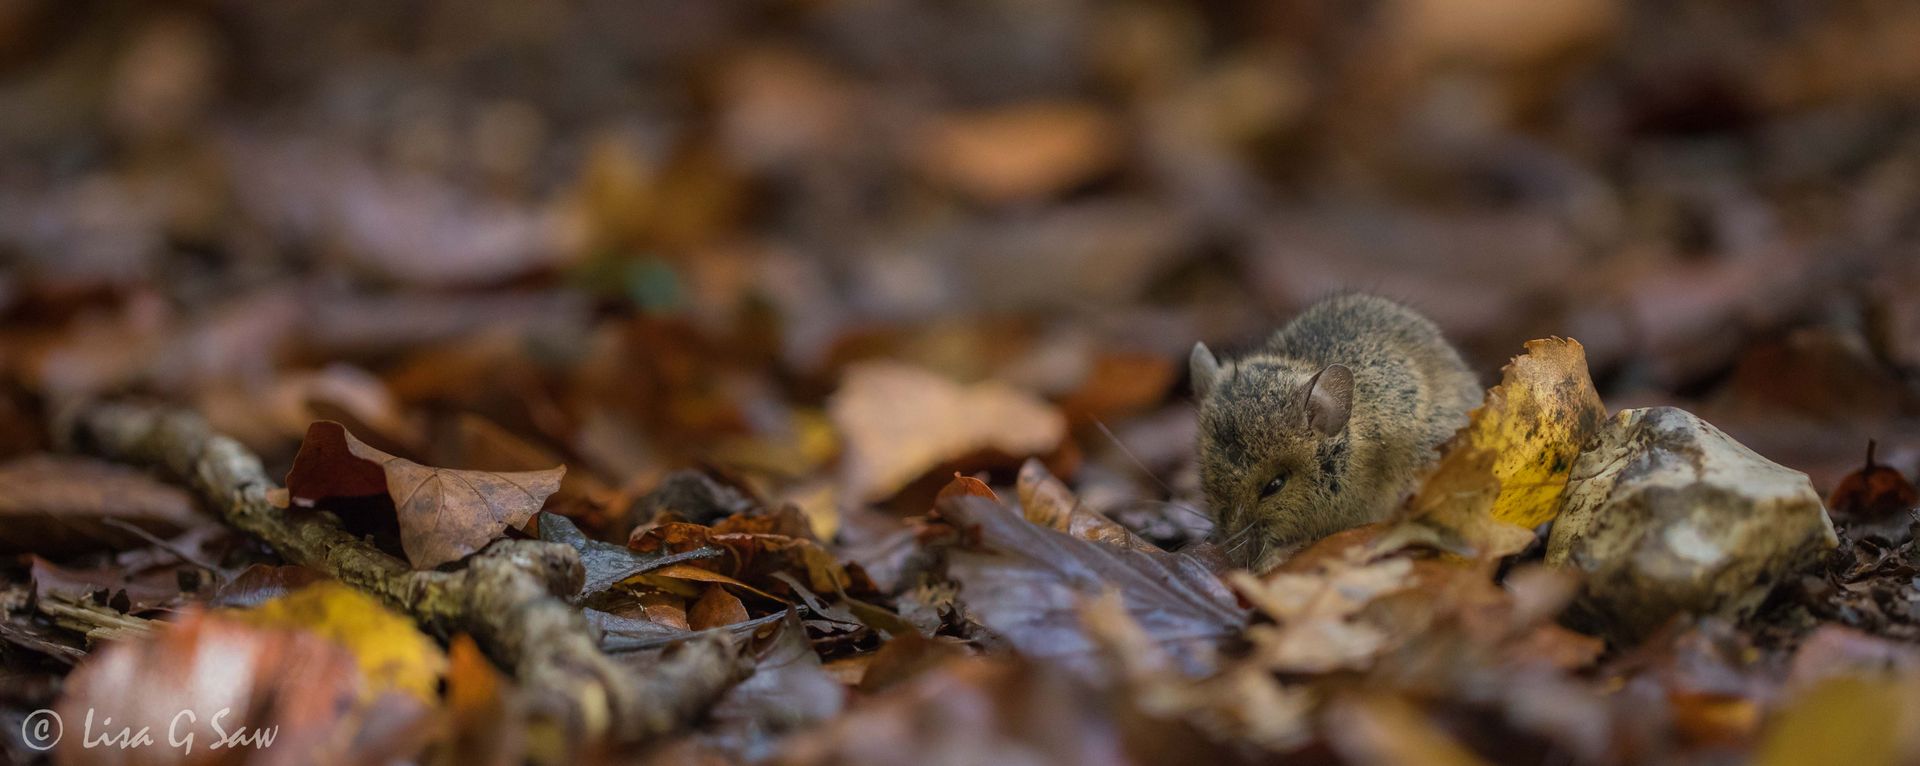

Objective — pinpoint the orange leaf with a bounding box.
[936,473,999,505]
[690,585,751,630]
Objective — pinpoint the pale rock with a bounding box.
[1547,406,1836,641]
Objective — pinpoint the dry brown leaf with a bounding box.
[1016,457,1076,531]
[285,421,565,568]
[640,591,691,631]
[915,102,1121,204]
[690,585,751,630]
[1393,338,1607,558]
[0,454,204,555]
[1231,547,1416,673]
[1012,457,1156,551]
[935,473,999,505]
[829,362,1066,504]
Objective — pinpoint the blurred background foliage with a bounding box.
[2,0,1918,504]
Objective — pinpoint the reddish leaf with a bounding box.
[1826,441,1919,520]
[286,421,565,568]
[935,473,999,505]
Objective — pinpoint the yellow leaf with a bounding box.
[1756,675,1920,766]
[225,581,448,703]
[1394,338,1606,558]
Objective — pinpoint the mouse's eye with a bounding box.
[1259,473,1288,499]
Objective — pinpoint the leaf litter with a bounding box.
[6,2,1920,763]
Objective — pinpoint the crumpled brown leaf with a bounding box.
[1231,547,1416,673]
[913,101,1122,204]
[285,420,565,568]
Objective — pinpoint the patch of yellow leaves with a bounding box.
[225,581,448,703]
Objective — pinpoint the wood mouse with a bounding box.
[1192,293,1480,570]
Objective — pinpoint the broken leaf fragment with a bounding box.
[1395,338,1607,558]
[286,420,565,568]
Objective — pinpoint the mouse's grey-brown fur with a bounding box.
[1193,293,1480,571]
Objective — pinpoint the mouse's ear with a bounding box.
[1304,364,1353,436]
[1190,343,1224,399]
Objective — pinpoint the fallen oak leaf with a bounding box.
[286,421,565,569]
[444,633,528,766]
[705,614,845,755]
[1079,590,1314,751]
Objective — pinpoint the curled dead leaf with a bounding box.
[285,421,565,568]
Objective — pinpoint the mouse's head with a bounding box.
[1190,343,1353,570]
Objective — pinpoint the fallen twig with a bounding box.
[59,401,746,743]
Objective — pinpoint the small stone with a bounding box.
[1547,406,1837,641]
